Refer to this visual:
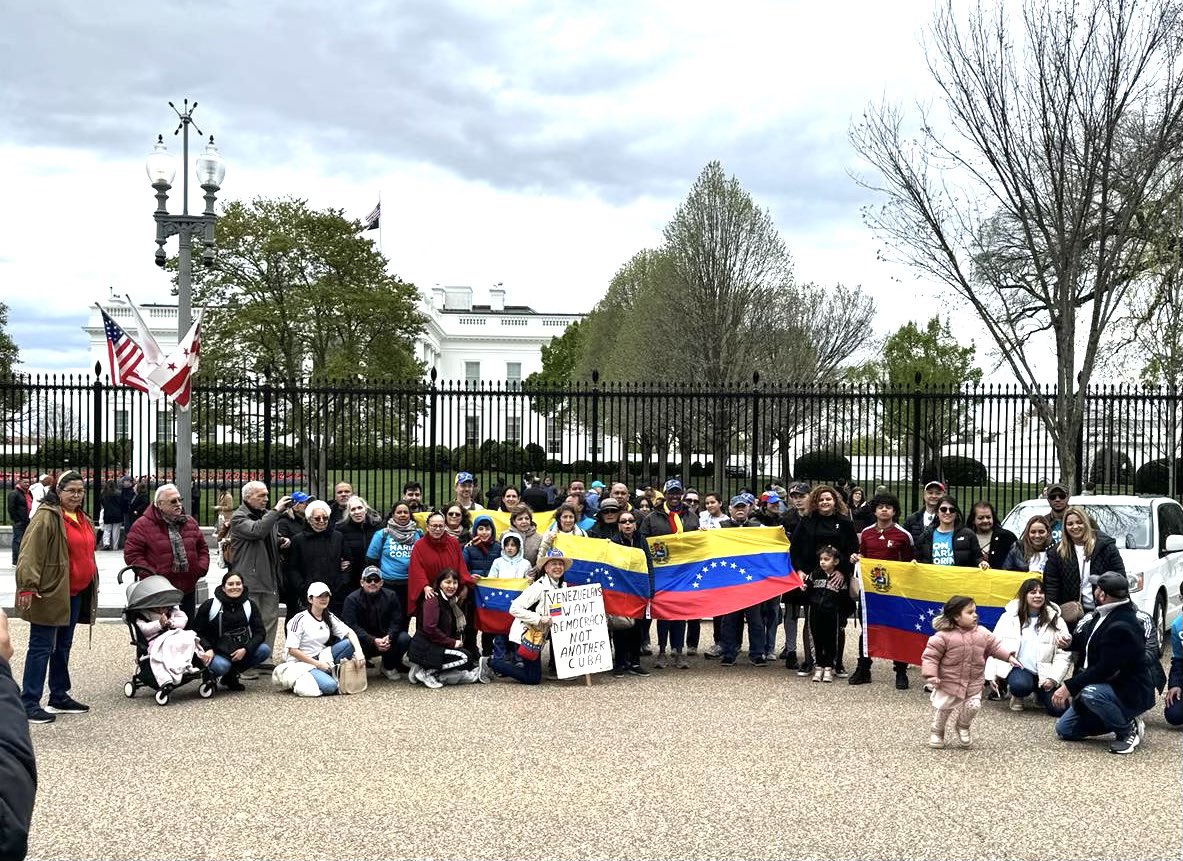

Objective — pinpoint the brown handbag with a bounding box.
[334,658,368,694]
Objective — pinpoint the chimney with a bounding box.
[489,285,505,312]
[431,287,445,310]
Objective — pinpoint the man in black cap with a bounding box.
[1044,482,1071,545]
[1052,571,1156,754]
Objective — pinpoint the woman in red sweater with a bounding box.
[406,511,472,620]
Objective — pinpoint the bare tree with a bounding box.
[850,0,1183,486]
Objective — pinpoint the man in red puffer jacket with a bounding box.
[124,483,210,618]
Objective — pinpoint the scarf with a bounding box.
[160,507,189,574]
[385,517,419,545]
[446,594,466,634]
[445,523,464,541]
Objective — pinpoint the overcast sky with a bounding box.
[1,0,972,377]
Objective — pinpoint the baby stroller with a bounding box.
[118,565,216,706]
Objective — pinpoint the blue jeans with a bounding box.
[1165,698,1183,727]
[491,655,542,685]
[207,643,272,678]
[1005,667,1066,716]
[720,604,766,661]
[1056,683,1138,739]
[22,594,81,711]
[761,599,781,657]
[309,640,355,695]
[656,620,686,652]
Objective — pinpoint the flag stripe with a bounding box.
[865,625,932,666]
[655,549,793,592]
[652,574,802,621]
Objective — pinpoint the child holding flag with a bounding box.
[921,596,1021,748]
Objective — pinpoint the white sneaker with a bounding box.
[406,663,422,685]
[419,670,443,689]
[477,657,494,684]
[1135,716,1146,743]
[239,670,259,681]
[1009,695,1024,712]
[928,732,945,749]
[382,668,401,682]
[956,725,972,747]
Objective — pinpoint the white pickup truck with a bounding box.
[1001,494,1183,647]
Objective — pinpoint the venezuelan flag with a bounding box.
[473,577,529,635]
[858,559,1029,665]
[553,533,651,618]
[648,528,803,621]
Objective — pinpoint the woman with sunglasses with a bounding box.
[914,496,979,567]
[609,511,653,676]
[442,504,472,545]
[15,470,98,723]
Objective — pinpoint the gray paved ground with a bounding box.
[9,620,1182,861]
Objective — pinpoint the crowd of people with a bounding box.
[5,469,1179,756]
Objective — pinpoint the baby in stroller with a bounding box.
[121,572,216,704]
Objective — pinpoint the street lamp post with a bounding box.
[145,99,225,510]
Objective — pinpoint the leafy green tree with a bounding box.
[573,163,874,486]
[854,317,982,481]
[0,303,16,377]
[524,319,583,419]
[187,197,424,494]
[0,301,27,438]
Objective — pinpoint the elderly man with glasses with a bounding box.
[123,482,209,619]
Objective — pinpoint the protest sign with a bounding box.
[548,583,613,680]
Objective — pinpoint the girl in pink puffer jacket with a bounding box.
[921,596,1020,749]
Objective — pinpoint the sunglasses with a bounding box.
[1048,493,1067,500]
[938,506,957,513]
[685,497,699,503]
[362,576,382,584]
[308,516,328,522]
[446,511,463,517]
[619,518,636,524]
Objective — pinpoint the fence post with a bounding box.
[910,371,923,514]
[1074,407,1085,493]
[91,362,103,522]
[262,373,273,489]
[427,367,438,507]
[590,369,600,477]
[750,371,760,490]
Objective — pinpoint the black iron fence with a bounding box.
[1,372,1180,526]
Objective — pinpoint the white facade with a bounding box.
[414,285,582,383]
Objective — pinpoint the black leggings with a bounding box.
[810,604,840,668]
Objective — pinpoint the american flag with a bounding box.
[363,201,380,231]
[99,307,150,393]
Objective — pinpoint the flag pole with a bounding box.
[377,189,382,257]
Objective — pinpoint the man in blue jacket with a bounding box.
[1052,572,1156,754]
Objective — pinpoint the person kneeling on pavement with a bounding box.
[1051,572,1156,754]
[191,571,271,691]
[273,581,365,697]
[407,568,492,689]
[343,566,412,681]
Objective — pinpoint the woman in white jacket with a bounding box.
[985,578,1071,715]
[489,549,571,685]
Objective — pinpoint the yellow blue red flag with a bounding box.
[648,528,802,621]
[554,533,651,617]
[858,559,1028,665]
[473,577,529,634]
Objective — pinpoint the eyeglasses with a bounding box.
[938,506,956,513]
[308,516,328,523]
[60,487,86,495]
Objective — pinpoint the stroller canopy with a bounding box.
[125,575,183,612]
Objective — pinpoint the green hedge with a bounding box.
[1134,458,1183,495]
[921,455,990,486]
[794,450,852,481]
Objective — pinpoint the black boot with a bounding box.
[848,657,872,685]
[894,667,910,690]
[784,651,799,670]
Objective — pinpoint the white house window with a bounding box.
[546,417,562,455]
[155,411,175,442]
[465,415,480,447]
[465,362,480,388]
[505,416,522,445]
[114,410,129,441]
[506,362,522,390]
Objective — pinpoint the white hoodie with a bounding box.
[486,530,534,580]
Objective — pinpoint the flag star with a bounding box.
[745,574,753,581]
[710,561,718,568]
[739,568,746,575]
[692,582,700,588]
[914,623,922,630]
[167,362,177,371]
[730,562,738,569]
